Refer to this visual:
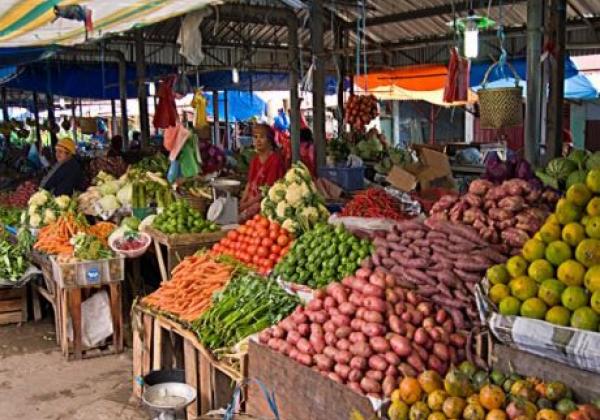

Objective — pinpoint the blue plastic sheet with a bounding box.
[205,91,267,122]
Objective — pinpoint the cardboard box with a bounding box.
[386,147,456,192]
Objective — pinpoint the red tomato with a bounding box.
[261,237,273,247]
[253,214,262,222]
[238,226,248,235]
[252,254,261,265]
[281,245,291,255]
[247,245,257,254]
[253,237,261,246]
[227,231,238,241]
[257,228,268,238]
[241,252,250,262]
[276,235,289,247]
[257,246,269,257]
[213,244,222,253]
[269,254,279,263]
[270,244,282,254]
[258,217,269,229]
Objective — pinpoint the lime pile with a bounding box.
[153,200,218,235]
[487,171,600,332]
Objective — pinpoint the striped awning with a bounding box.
[0,0,219,47]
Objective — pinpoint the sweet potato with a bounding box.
[454,259,490,272]
[450,333,467,348]
[448,309,467,329]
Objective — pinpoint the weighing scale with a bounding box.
[207,179,240,225]
[142,382,196,420]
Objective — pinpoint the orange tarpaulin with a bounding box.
[354,65,449,91]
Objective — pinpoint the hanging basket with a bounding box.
[77,117,97,134]
[477,62,523,129]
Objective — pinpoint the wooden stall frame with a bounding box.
[0,287,27,325]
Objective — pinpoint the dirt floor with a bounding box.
[0,318,150,420]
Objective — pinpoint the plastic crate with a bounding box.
[51,256,125,288]
[132,207,155,220]
[318,166,365,191]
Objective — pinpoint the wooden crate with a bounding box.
[246,341,384,420]
[0,287,27,325]
[144,226,228,282]
[491,344,600,402]
[132,305,241,419]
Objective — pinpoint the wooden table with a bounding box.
[30,251,124,360]
[144,226,229,282]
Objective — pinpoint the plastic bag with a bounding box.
[179,134,200,178]
[67,290,114,348]
[167,159,181,183]
[0,265,41,288]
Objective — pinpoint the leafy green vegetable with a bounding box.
[72,233,113,260]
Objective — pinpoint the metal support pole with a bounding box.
[47,93,57,149]
[392,101,400,146]
[0,88,7,121]
[546,0,567,160]
[335,26,345,136]
[212,91,220,145]
[135,30,150,148]
[110,99,117,137]
[224,90,229,150]
[525,0,544,166]
[71,98,77,142]
[311,0,326,169]
[288,14,301,163]
[118,56,129,148]
[32,92,42,149]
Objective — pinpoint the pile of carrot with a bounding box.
[88,221,117,245]
[142,253,234,322]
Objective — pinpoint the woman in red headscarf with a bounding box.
[239,124,286,219]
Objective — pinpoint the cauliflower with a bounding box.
[285,184,304,208]
[300,206,320,223]
[29,190,49,207]
[297,182,310,197]
[29,213,41,228]
[98,194,120,212]
[281,218,299,233]
[43,209,57,225]
[318,203,330,218]
[268,183,286,203]
[28,205,38,217]
[276,201,289,219]
[284,170,300,184]
[55,195,71,210]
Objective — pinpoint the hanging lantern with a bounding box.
[464,17,479,58]
[231,68,240,84]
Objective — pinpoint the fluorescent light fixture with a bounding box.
[464,18,479,58]
[148,82,156,96]
[59,97,65,108]
[232,68,239,84]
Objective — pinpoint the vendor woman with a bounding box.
[40,138,85,196]
[239,124,285,219]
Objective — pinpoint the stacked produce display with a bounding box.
[152,200,217,235]
[486,173,600,331]
[0,180,37,208]
[536,150,600,191]
[23,189,72,228]
[340,188,410,221]
[344,94,379,132]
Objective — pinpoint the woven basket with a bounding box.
[176,193,208,216]
[478,62,523,129]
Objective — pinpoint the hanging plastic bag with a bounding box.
[174,72,192,99]
[168,124,190,161]
[167,159,181,183]
[27,143,42,168]
[179,134,200,178]
[153,76,178,129]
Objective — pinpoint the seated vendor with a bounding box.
[88,135,128,181]
[40,138,85,196]
[239,124,285,219]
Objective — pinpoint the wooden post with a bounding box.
[288,15,301,163]
[212,90,220,145]
[71,99,77,142]
[429,104,435,144]
[546,0,567,161]
[224,90,229,150]
[47,93,58,149]
[311,0,326,169]
[335,25,345,134]
[135,30,150,149]
[118,54,129,148]
[110,99,117,138]
[525,0,544,166]
[32,92,42,149]
[0,87,7,121]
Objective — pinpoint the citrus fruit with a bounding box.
[584,265,600,292]
[561,286,589,311]
[418,370,443,394]
[545,241,573,266]
[566,183,592,207]
[539,223,562,244]
[509,276,538,300]
[556,398,578,416]
[479,385,505,410]
[587,197,600,217]
[506,256,528,278]
[538,279,566,306]
[536,409,565,420]
[522,239,546,262]
[399,377,423,404]
[486,409,507,420]
[409,401,430,420]
[545,306,571,326]
[489,284,510,305]
[575,239,600,268]
[462,403,485,420]
[427,390,448,412]
[586,168,600,193]
[528,260,555,282]
[556,259,586,286]
[499,296,521,316]
[570,306,599,331]
[427,412,446,420]
[534,232,544,241]
[586,216,600,240]
[388,400,409,420]
[562,223,586,247]
[546,214,560,225]
[487,264,510,285]
[520,297,548,319]
[555,198,582,225]
[582,215,591,226]
[591,290,600,314]
[442,397,467,419]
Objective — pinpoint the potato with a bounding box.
[323,346,336,359]
[331,314,351,328]
[435,308,448,324]
[410,309,424,326]
[291,311,307,324]
[307,310,329,324]
[385,289,400,304]
[385,364,399,378]
[334,364,351,380]
[349,331,367,344]
[323,296,337,310]
[362,310,384,324]
[336,338,351,351]
[414,328,430,346]
[335,326,352,339]
[258,330,271,344]
[310,324,324,337]
[390,334,412,357]
[313,354,334,371]
[279,318,295,332]
[328,372,343,384]
[364,370,384,382]
[363,296,386,313]
[296,338,314,355]
[348,369,362,383]
[289,348,299,360]
[428,354,444,375]
[286,330,301,346]
[355,268,371,279]
[412,343,428,361]
[324,331,337,346]
[368,273,386,289]
[309,334,325,354]
[362,283,385,298]
[313,289,326,299]
[338,302,357,316]
[433,342,450,361]
[417,302,434,317]
[407,353,425,372]
[382,376,397,397]
[333,350,352,365]
[361,322,386,338]
[350,318,366,331]
[449,333,467,348]
[384,351,400,366]
[405,323,416,340]
[296,352,313,366]
[368,355,389,372]
[398,363,417,378]
[351,277,368,293]
[422,317,436,330]
[307,298,323,312]
[271,326,285,339]
[350,356,367,370]
[349,341,373,358]
[369,336,390,353]
[348,292,365,307]
[388,314,406,335]
[348,381,363,395]
[297,323,310,337]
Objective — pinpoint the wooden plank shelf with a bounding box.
[0,287,27,325]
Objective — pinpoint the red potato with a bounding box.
[385,364,399,378]
[449,347,458,365]
[450,333,467,347]
[286,330,301,346]
[341,276,354,288]
[350,318,366,331]
[309,334,325,354]
[417,302,434,317]
[388,315,406,335]
[348,293,365,307]
[291,311,307,324]
[348,369,362,383]
[324,332,337,346]
[335,326,352,339]
[323,320,336,333]
[394,302,406,317]
[382,376,397,397]
[442,319,455,334]
[433,342,450,362]
[399,363,417,378]
[313,289,326,299]
[384,351,401,366]
[369,336,390,353]
[271,326,285,338]
[289,349,299,360]
[385,289,400,304]
[412,343,428,362]
[313,354,334,371]
[362,283,385,298]
[334,350,352,365]
[362,376,383,393]
[307,310,328,324]
[349,332,367,344]
[332,314,351,328]
[350,356,368,370]
[384,274,396,288]
[428,354,445,375]
[323,346,336,359]
[348,381,363,395]
[279,318,295,332]
[407,353,425,372]
[361,322,386,338]
[369,273,386,289]
[355,268,371,279]
[390,334,412,357]
[363,296,387,312]
[350,341,373,358]
[328,372,343,384]
[297,352,313,366]
[414,328,430,346]
[405,323,416,340]
[336,339,351,351]
[435,309,448,324]
[410,310,424,326]
[310,324,324,337]
[258,330,271,344]
[363,310,384,324]
[323,296,336,309]
[350,277,368,293]
[297,338,314,355]
[328,285,348,305]
[422,317,436,330]
[307,298,323,311]
[338,302,357,316]
[368,355,389,372]
[334,364,351,380]
[365,370,384,382]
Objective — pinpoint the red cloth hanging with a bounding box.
[153,76,178,129]
[443,47,469,103]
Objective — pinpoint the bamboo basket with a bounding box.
[478,62,523,129]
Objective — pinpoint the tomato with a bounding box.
[261,237,273,247]
[256,228,268,238]
[281,244,291,255]
[257,246,269,257]
[213,244,222,253]
[238,226,248,235]
[252,254,261,264]
[227,231,238,241]
[269,253,279,263]
[276,235,289,247]
[253,214,262,222]
[270,244,282,254]
[246,244,256,254]
[263,259,272,269]
[268,229,279,240]
[258,217,270,229]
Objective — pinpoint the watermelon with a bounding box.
[566,170,588,189]
[546,158,577,180]
[586,151,600,171]
[567,149,589,169]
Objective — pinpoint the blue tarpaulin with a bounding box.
[0,47,56,68]
[204,91,267,121]
[470,57,598,100]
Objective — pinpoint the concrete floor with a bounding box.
[0,319,149,420]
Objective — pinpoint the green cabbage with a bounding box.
[567,149,589,169]
[98,195,120,212]
[117,183,132,206]
[99,180,120,196]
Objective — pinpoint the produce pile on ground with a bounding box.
[152,200,217,235]
[0,230,35,282]
[23,189,71,228]
[211,214,293,275]
[388,364,598,420]
[142,253,234,322]
[273,223,372,288]
[130,154,169,175]
[261,162,330,234]
[0,180,37,208]
[366,218,507,328]
[431,178,559,254]
[536,149,599,191]
[259,276,470,399]
[486,175,600,331]
[344,94,379,132]
[340,188,409,221]
[194,272,300,352]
